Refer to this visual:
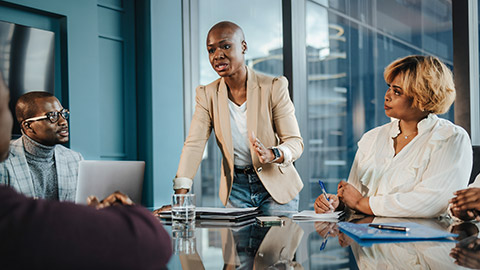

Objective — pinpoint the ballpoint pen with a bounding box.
[368,224,410,232]
[318,180,329,202]
[320,231,329,251]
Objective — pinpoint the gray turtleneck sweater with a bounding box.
[23,135,59,200]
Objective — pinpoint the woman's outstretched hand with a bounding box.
[249,131,281,164]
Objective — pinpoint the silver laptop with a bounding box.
[75,160,145,205]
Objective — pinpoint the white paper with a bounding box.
[292,210,342,221]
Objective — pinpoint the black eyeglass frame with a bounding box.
[22,109,70,124]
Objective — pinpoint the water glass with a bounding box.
[172,194,196,224]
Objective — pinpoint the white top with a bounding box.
[348,114,472,218]
[228,99,252,166]
[173,94,295,190]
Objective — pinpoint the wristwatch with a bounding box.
[270,147,281,163]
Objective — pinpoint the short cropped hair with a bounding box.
[15,91,54,124]
[384,55,455,114]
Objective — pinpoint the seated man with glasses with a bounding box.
[0,91,83,201]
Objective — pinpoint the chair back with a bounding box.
[470,146,480,185]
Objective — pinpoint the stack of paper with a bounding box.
[158,207,261,227]
[292,210,344,222]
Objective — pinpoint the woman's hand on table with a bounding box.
[337,181,373,215]
[152,188,188,216]
[450,188,480,221]
[338,181,362,209]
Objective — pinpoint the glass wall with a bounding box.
[186,0,454,210]
[185,1,283,266]
[302,1,453,268]
[187,0,283,207]
[186,0,454,267]
[303,0,454,209]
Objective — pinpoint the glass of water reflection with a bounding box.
[172,194,196,224]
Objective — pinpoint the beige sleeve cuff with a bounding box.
[277,145,293,167]
[173,177,193,190]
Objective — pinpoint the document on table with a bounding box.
[292,210,344,221]
[158,207,261,222]
[337,222,457,246]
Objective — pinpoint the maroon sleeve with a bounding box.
[0,185,171,269]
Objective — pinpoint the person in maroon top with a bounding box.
[0,73,171,269]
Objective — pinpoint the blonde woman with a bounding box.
[315,55,472,217]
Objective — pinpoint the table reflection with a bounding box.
[346,217,476,270]
[174,217,304,269]
[451,236,480,269]
[167,215,480,269]
[172,220,196,255]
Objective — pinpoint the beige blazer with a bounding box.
[176,67,304,205]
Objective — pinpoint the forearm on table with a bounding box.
[354,197,373,215]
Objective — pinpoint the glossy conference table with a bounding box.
[164,212,480,269]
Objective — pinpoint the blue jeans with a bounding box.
[227,166,299,216]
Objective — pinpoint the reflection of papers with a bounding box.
[292,210,343,221]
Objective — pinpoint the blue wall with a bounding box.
[1,0,185,208]
[136,0,185,208]
[2,0,101,158]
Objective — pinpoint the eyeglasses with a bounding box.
[23,109,70,124]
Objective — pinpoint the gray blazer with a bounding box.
[0,137,83,201]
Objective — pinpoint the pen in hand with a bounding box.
[319,180,334,211]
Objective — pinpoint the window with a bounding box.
[302,1,453,266]
[302,0,454,209]
[186,0,283,207]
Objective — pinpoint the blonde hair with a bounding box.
[384,55,455,114]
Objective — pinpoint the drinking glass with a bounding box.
[172,194,196,229]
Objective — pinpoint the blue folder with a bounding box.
[338,222,457,247]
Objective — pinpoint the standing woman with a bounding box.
[314,55,472,217]
[154,21,303,214]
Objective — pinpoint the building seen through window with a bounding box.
[187,0,454,267]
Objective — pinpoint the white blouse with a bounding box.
[348,114,472,217]
[228,99,252,166]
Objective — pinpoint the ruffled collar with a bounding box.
[389,114,438,138]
